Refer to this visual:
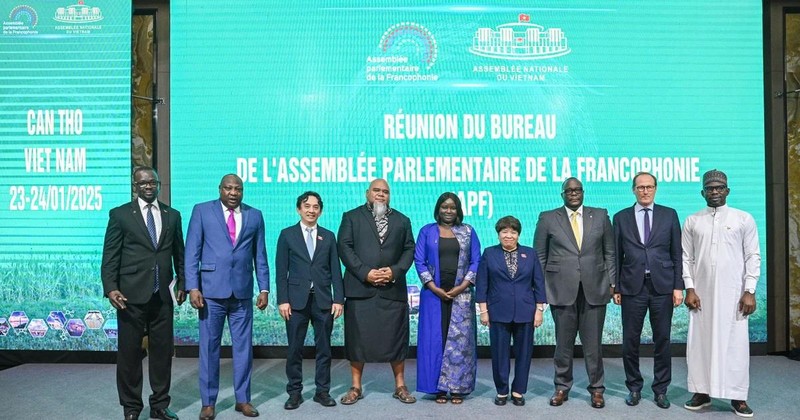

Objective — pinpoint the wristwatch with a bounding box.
[536,306,545,312]
[744,288,755,294]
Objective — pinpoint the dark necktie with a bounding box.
[643,208,651,244]
[146,204,159,293]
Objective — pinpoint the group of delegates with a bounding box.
[101,168,760,420]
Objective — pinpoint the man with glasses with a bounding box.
[534,177,616,409]
[185,174,270,420]
[682,169,760,418]
[102,166,185,420]
[612,172,683,409]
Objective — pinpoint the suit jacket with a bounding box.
[533,206,616,306]
[612,203,683,296]
[275,223,344,310]
[475,244,546,323]
[337,205,415,302]
[184,200,269,299]
[101,200,185,305]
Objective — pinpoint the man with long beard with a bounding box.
[337,179,416,405]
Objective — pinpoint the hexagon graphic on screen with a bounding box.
[65,319,86,338]
[103,319,118,339]
[9,311,29,332]
[84,310,104,329]
[0,318,10,336]
[27,319,48,338]
[47,311,67,330]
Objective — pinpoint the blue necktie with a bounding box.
[305,227,315,260]
[147,204,159,293]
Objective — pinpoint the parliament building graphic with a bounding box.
[470,13,570,60]
[53,1,103,23]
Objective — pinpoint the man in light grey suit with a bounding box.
[533,177,616,409]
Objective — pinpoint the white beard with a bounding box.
[372,202,387,218]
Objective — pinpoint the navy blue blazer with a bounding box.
[275,223,344,310]
[476,244,546,323]
[612,203,683,295]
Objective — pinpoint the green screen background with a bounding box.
[171,1,766,347]
[0,1,132,350]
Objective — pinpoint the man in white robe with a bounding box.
[681,169,760,418]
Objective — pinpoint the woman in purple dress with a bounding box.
[414,192,481,404]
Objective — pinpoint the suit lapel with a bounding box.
[129,201,156,249]
[648,205,664,245]
[295,223,313,262]
[157,202,170,249]
[625,206,643,245]
[359,206,381,243]
[311,228,323,261]
[582,207,595,248]
[556,209,580,251]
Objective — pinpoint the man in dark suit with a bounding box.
[534,177,616,409]
[101,166,185,420]
[337,179,416,405]
[275,191,344,410]
[613,172,683,409]
[185,174,270,420]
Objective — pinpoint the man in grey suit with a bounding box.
[534,177,616,409]
[612,172,683,409]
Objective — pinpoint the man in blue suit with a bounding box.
[612,172,683,409]
[185,174,270,420]
[275,191,343,410]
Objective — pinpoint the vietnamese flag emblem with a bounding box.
[519,13,530,23]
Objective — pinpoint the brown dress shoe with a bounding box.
[591,391,605,409]
[198,406,215,420]
[392,385,417,404]
[234,402,259,417]
[549,390,569,406]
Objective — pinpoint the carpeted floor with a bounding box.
[0,356,795,419]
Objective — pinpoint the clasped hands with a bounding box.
[367,267,393,287]
[429,282,469,301]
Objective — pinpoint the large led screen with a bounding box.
[171,1,766,346]
[0,1,132,350]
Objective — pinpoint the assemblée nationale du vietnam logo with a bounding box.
[470,13,570,82]
[366,22,439,83]
[470,13,570,60]
[53,1,104,34]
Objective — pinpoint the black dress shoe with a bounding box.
[511,394,525,406]
[655,394,670,409]
[150,408,178,420]
[625,391,641,406]
[124,413,139,420]
[313,392,337,407]
[493,395,508,406]
[284,394,304,410]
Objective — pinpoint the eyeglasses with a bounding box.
[635,185,656,192]
[134,181,160,188]
[703,185,727,193]
[563,188,584,195]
